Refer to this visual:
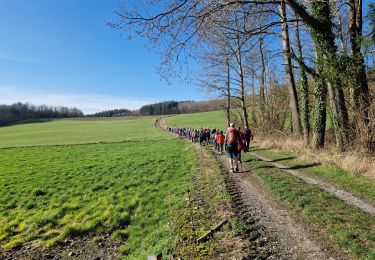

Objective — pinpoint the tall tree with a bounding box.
[279,0,302,137]
[348,0,372,150]
[295,18,310,144]
[285,0,350,151]
[259,37,266,114]
[233,9,250,128]
[225,54,231,127]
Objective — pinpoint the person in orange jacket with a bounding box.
[216,130,225,154]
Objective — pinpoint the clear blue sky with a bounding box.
[0,0,203,114]
[1,1,373,114]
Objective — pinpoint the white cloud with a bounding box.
[0,86,156,114]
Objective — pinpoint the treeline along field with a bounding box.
[0,102,84,126]
[0,117,196,258]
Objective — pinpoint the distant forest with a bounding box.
[138,100,225,115]
[86,109,132,117]
[86,100,226,117]
[0,102,84,126]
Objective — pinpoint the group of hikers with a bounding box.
[167,123,254,173]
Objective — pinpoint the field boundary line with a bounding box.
[0,138,173,150]
[250,152,375,216]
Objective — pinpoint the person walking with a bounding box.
[237,127,246,171]
[212,130,218,151]
[225,123,240,173]
[244,127,254,152]
[206,128,211,144]
[199,128,205,145]
[217,130,225,154]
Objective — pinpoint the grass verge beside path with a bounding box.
[252,147,375,205]
[242,153,375,259]
[172,143,249,259]
[0,139,195,258]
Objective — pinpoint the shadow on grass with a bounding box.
[249,148,266,152]
[251,165,275,170]
[283,163,321,170]
[269,156,296,162]
[0,118,54,128]
[243,158,263,163]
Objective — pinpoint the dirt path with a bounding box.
[214,151,350,260]
[251,152,375,216]
[156,119,351,259]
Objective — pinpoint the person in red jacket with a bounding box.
[237,127,246,169]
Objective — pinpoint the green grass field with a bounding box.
[165,111,227,130]
[0,117,167,148]
[0,117,196,258]
[3,111,372,258]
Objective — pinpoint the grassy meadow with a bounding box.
[0,117,166,148]
[165,111,227,130]
[0,117,196,258]
[3,111,373,258]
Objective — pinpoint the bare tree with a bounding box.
[279,0,302,137]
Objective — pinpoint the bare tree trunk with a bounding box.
[259,38,266,114]
[279,0,302,138]
[235,13,249,129]
[295,19,310,144]
[349,0,372,151]
[226,55,231,127]
[335,3,348,55]
[251,64,257,124]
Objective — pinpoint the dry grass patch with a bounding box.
[254,136,375,180]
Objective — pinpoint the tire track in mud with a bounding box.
[217,157,283,259]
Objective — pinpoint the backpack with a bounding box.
[238,141,246,151]
[227,128,238,143]
[217,134,225,144]
[244,128,251,138]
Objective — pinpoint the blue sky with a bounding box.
[0,0,203,113]
[1,1,373,114]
